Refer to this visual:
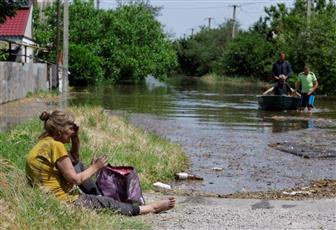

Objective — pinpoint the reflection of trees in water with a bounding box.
[256,110,313,133]
[70,83,172,116]
[271,120,311,133]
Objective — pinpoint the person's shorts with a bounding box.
[300,93,315,108]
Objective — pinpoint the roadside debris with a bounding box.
[219,179,336,200]
[175,172,203,180]
[282,191,312,196]
[269,142,336,159]
[211,167,223,171]
[153,182,172,190]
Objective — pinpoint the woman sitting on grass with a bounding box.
[26,110,175,216]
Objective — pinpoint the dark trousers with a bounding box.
[73,193,140,216]
[73,161,102,195]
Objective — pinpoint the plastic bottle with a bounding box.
[153,182,171,189]
[175,172,203,180]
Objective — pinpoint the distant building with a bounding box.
[0,1,35,63]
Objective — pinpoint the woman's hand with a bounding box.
[69,123,80,164]
[91,154,108,170]
[71,124,80,141]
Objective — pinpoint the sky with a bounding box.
[99,0,296,38]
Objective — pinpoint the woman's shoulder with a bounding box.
[40,136,64,146]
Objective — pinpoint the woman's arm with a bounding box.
[56,155,108,185]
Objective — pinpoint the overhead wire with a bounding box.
[100,0,293,4]
[99,0,295,9]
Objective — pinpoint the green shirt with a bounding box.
[297,72,317,93]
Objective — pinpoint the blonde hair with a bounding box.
[39,110,75,139]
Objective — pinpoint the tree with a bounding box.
[0,0,18,24]
[175,21,235,76]
[217,31,274,78]
[33,1,177,85]
[98,3,177,82]
[260,0,336,93]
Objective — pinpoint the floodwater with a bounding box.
[1,76,335,195]
[69,76,336,195]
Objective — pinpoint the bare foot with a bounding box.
[153,197,175,213]
[139,197,176,215]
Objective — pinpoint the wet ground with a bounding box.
[126,112,336,196]
[0,97,62,132]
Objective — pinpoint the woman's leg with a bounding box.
[73,161,102,195]
[73,194,175,216]
[139,197,175,214]
[74,193,140,216]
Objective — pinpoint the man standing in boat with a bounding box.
[272,51,292,82]
[263,52,295,96]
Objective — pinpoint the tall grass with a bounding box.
[200,73,266,86]
[0,106,188,229]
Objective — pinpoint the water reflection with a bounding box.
[69,76,334,134]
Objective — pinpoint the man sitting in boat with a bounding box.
[262,75,299,96]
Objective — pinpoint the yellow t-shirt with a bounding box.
[26,136,80,202]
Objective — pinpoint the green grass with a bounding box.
[26,89,60,98]
[200,73,266,86]
[0,106,188,229]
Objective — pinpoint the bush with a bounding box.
[69,44,103,86]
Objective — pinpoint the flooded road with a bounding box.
[70,77,336,195]
[1,76,335,195]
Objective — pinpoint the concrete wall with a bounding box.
[0,62,48,104]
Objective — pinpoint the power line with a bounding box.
[100,0,295,8]
[147,0,289,1]
[100,0,293,3]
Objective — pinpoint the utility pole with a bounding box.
[230,4,239,39]
[206,17,213,29]
[63,0,69,94]
[97,0,100,9]
[191,28,195,37]
[307,0,312,22]
[56,0,60,89]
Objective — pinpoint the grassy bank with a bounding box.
[0,106,188,229]
[200,73,270,87]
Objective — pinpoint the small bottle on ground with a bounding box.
[175,172,203,180]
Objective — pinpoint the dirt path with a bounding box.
[145,193,336,230]
[0,97,61,132]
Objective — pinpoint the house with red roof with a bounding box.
[0,1,35,63]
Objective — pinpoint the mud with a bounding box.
[0,96,62,132]
[125,112,336,197]
[269,142,336,159]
